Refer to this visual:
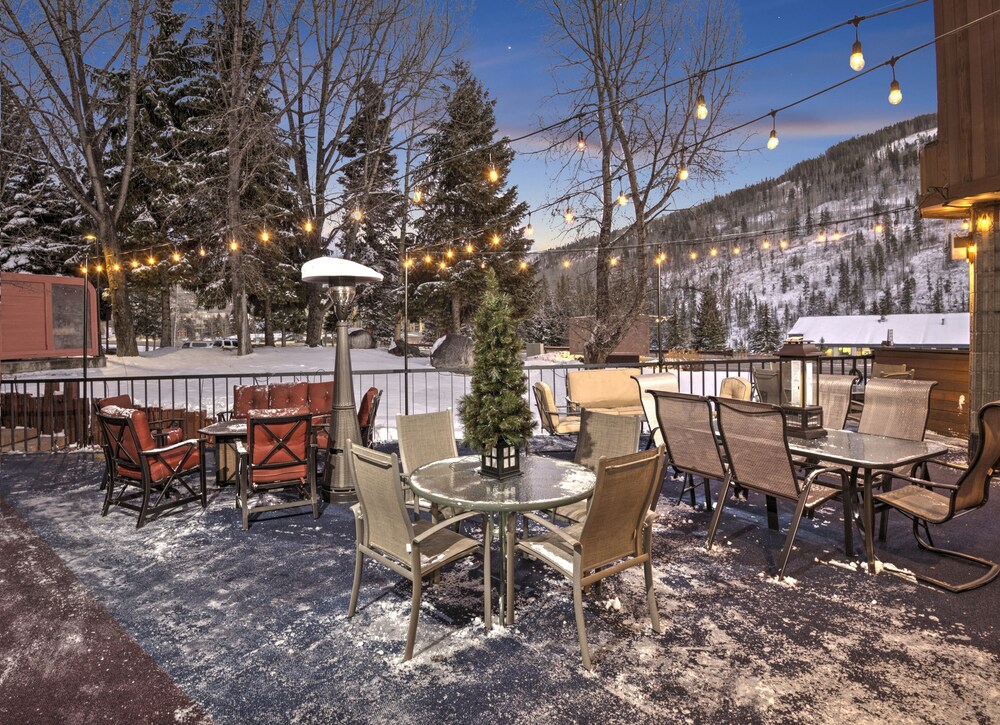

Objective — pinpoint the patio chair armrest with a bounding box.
[141,438,203,457]
[803,466,849,488]
[412,510,484,544]
[924,459,966,475]
[148,417,184,430]
[216,411,233,422]
[235,440,248,457]
[520,512,582,549]
[872,470,960,491]
[565,398,581,412]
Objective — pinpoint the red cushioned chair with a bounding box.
[96,406,207,528]
[357,387,382,448]
[95,394,186,491]
[236,407,319,530]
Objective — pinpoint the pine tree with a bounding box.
[458,271,534,451]
[413,62,532,334]
[692,287,728,350]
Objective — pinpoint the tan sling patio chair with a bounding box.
[753,365,781,404]
[632,372,679,448]
[396,408,460,518]
[818,374,857,430]
[718,376,752,401]
[554,409,641,523]
[533,381,581,438]
[346,443,491,660]
[872,401,1000,592]
[512,447,665,670]
[706,399,847,581]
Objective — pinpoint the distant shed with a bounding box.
[790,313,969,354]
[1,272,97,360]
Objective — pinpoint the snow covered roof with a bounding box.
[790,313,969,348]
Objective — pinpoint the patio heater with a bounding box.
[776,335,826,439]
[302,256,383,499]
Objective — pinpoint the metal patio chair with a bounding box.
[554,409,641,522]
[857,378,937,441]
[818,374,857,430]
[753,365,781,404]
[94,394,184,491]
[236,408,319,530]
[97,406,207,528]
[397,408,460,518]
[872,362,914,380]
[706,398,847,580]
[872,400,1000,592]
[719,376,752,401]
[632,372,679,448]
[649,390,725,512]
[533,381,581,439]
[357,387,382,448]
[346,443,490,660]
[512,447,665,670]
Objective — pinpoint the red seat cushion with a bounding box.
[247,407,310,483]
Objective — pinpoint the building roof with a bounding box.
[790,313,969,348]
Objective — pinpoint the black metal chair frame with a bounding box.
[92,397,184,492]
[237,412,319,530]
[97,411,207,529]
[871,401,1000,592]
[359,388,382,448]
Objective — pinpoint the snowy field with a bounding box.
[8,346,754,442]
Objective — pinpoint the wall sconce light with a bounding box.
[951,234,976,263]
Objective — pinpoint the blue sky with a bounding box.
[464,1,938,249]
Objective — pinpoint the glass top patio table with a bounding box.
[786,429,947,574]
[409,455,596,626]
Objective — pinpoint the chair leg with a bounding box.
[643,526,661,634]
[908,518,1000,592]
[573,579,592,671]
[101,473,115,516]
[348,547,363,618]
[240,478,250,531]
[136,480,152,529]
[199,463,207,509]
[705,472,733,550]
[505,515,515,626]
[483,516,493,630]
[702,477,713,513]
[687,473,697,509]
[776,492,811,581]
[404,575,422,661]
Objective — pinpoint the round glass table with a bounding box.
[409,455,596,625]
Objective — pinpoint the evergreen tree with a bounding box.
[804,209,814,235]
[336,78,405,342]
[692,287,728,350]
[413,62,532,334]
[901,274,916,313]
[458,271,534,451]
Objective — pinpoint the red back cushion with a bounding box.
[233,385,269,418]
[248,407,310,471]
[101,405,155,463]
[269,382,308,409]
[357,387,378,427]
[307,382,334,415]
[99,394,133,409]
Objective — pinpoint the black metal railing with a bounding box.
[0,355,873,453]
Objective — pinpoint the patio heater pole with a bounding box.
[403,256,409,414]
[302,257,383,501]
[656,256,663,372]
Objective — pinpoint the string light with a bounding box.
[229,241,238,252]
[131,259,140,268]
[732,245,741,255]
[171,251,181,262]
[465,243,475,254]
[260,230,270,243]
[977,214,993,233]
[609,256,619,266]
[564,209,575,224]
[83,233,97,241]
[961,218,971,232]
[779,239,788,249]
[519,261,529,270]
[147,254,156,264]
[424,254,433,264]
[709,247,718,257]
[199,247,206,256]
[690,250,698,260]
[491,233,501,246]
[351,208,363,222]
[404,258,415,268]
[767,111,779,150]
[617,177,628,206]
[112,263,120,272]
[762,239,771,249]
[832,229,842,241]
[849,17,865,71]
[525,218,534,238]
[412,189,423,204]
[562,259,570,268]
[577,129,586,152]
[439,260,447,270]
[446,249,455,260]
[677,163,689,181]
[695,92,708,120]
[304,220,314,233]
[817,231,827,243]
[95,263,103,272]
[487,154,499,183]
[80,264,87,274]
[888,59,902,105]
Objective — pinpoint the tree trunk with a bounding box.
[98,217,139,356]
[451,294,461,334]
[306,287,326,347]
[160,279,173,348]
[263,297,275,346]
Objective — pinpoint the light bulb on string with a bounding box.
[689,250,698,260]
[423,254,433,265]
[171,251,181,262]
[412,188,423,204]
[817,231,827,243]
[762,239,771,250]
[465,243,475,254]
[439,260,447,270]
[229,240,239,252]
[519,261,529,271]
[779,239,788,250]
[80,264,88,274]
[198,247,206,256]
[95,263,103,272]
[491,233,501,246]
[888,59,902,105]
[609,256,619,266]
[148,254,156,265]
[709,247,718,257]
[562,259,570,268]
[351,208,363,222]
[304,220,314,233]
[732,245,741,255]
[446,248,455,260]
[677,163,689,181]
[695,92,708,120]
[112,262,121,272]
[617,177,628,206]
[875,222,884,234]
[404,258,415,269]
[961,218,971,232]
[832,229,842,241]
[849,18,865,71]
[487,154,499,183]
[767,111,779,150]
[260,230,270,243]
[564,209,575,224]
[131,259,140,268]
[577,129,586,152]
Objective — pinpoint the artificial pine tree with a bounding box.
[413,61,533,334]
[459,271,533,477]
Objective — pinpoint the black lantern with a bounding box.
[480,438,521,479]
[777,335,827,439]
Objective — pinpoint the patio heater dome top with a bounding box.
[301,256,383,286]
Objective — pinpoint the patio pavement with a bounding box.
[1,446,998,724]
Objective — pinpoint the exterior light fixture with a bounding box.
[767,111,779,150]
[888,59,902,105]
[849,18,865,71]
[695,93,708,120]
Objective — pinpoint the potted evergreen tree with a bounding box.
[459,271,534,479]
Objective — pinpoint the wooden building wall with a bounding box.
[1,273,97,360]
[920,0,1000,218]
[874,347,970,438]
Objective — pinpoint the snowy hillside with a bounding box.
[533,114,970,351]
